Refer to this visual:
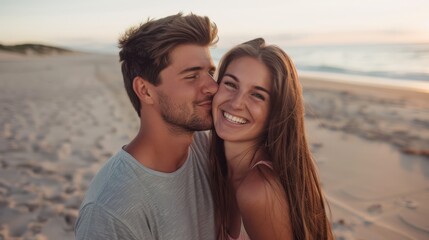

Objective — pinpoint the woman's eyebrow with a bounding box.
[223,73,238,81]
[254,86,270,95]
[225,73,270,95]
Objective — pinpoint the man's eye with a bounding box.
[185,74,199,79]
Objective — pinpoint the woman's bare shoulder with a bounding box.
[235,165,284,210]
[235,165,293,239]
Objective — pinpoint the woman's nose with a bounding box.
[230,92,245,109]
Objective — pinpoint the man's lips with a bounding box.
[196,98,213,107]
[197,100,212,106]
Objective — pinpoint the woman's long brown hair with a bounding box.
[209,38,333,239]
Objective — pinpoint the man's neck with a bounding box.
[124,122,194,173]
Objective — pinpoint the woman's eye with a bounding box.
[224,81,237,89]
[252,92,265,101]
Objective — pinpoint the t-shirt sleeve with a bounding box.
[75,203,153,240]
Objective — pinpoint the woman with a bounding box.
[210,38,333,239]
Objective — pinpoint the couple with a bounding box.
[75,13,333,240]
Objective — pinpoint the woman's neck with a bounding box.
[224,141,265,184]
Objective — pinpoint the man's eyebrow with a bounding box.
[224,73,270,95]
[179,66,203,74]
[179,66,216,74]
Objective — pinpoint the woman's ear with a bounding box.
[133,76,154,104]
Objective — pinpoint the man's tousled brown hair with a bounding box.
[118,13,218,116]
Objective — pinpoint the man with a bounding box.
[75,13,218,240]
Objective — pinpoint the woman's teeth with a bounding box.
[223,111,247,124]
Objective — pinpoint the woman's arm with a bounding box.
[236,168,293,240]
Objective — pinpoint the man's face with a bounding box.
[154,44,218,133]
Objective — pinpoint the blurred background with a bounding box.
[2,0,429,48]
[2,0,429,91]
[0,0,428,239]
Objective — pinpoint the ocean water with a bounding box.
[211,43,429,92]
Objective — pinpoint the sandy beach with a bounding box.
[0,52,427,240]
[300,75,429,240]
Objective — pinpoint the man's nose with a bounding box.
[202,73,218,95]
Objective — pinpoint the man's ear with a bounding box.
[133,76,154,104]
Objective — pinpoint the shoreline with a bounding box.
[300,73,429,108]
[300,71,429,94]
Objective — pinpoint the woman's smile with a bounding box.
[222,111,248,124]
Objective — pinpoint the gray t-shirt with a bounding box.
[75,131,215,240]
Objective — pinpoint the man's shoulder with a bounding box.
[75,201,143,240]
[80,149,149,212]
[187,131,212,174]
[76,150,153,239]
[192,130,211,150]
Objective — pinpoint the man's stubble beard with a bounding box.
[157,91,213,134]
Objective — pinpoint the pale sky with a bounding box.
[1,0,428,52]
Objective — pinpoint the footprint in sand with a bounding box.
[1,207,34,238]
[6,140,25,153]
[16,162,44,175]
[92,118,100,127]
[89,148,103,163]
[94,136,105,150]
[75,129,85,137]
[401,199,418,209]
[36,204,57,223]
[25,131,37,143]
[2,122,13,139]
[367,203,383,214]
[1,160,8,169]
[109,126,118,134]
[63,210,78,231]
[57,142,72,161]
[42,185,65,203]
[332,219,355,239]
[311,142,323,153]
[405,200,418,209]
[33,139,54,156]
[27,221,43,236]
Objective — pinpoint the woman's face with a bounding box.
[213,57,272,145]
